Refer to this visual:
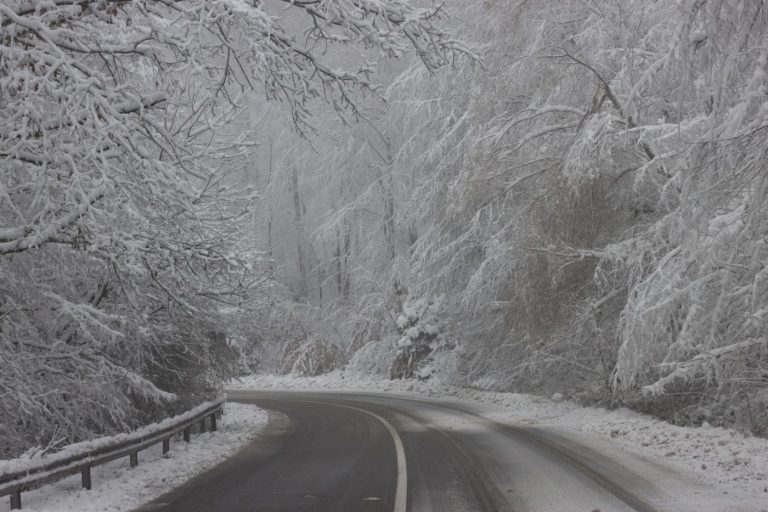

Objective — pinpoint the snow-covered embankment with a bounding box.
[11,403,266,512]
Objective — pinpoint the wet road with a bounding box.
[136,391,699,512]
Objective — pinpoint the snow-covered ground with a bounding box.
[230,372,768,510]
[13,403,267,512]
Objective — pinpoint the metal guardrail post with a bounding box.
[162,438,170,454]
[183,426,191,442]
[210,412,217,432]
[199,418,206,434]
[129,451,138,467]
[10,490,21,510]
[81,466,92,490]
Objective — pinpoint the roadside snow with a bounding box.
[230,372,768,509]
[1,399,225,477]
[14,402,267,512]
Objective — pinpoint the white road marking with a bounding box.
[225,392,408,512]
[332,403,408,512]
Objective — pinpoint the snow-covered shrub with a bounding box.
[346,340,398,378]
[290,338,346,377]
[390,297,445,379]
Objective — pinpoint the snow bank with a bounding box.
[0,399,224,478]
[230,373,768,507]
[554,407,768,507]
[14,403,267,512]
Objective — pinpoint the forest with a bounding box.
[2,0,767,458]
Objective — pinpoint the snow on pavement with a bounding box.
[230,372,768,510]
[13,403,267,512]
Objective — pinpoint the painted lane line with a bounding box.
[322,402,408,512]
[233,392,410,512]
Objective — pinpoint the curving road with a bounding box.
[136,391,706,512]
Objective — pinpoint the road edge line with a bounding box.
[341,404,408,512]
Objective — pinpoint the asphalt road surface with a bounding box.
[136,391,707,512]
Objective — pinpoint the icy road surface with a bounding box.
[134,390,749,512]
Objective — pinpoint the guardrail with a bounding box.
[0,397,225,510]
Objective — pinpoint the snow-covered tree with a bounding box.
[268,0,767,432]
[0,0,471,455]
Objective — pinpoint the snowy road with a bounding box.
[137,391,715,512]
